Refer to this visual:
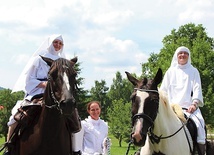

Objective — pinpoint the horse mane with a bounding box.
[158,89,186,122]
[158,90,178,119]
[49,58,76,74]
[158,89,170,109]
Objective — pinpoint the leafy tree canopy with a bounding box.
[142,23,214,127]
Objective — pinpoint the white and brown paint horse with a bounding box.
[125,68,193,155]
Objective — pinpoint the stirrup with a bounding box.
[0,142,11,155]
[73,150,81,155]
[3,150,11,155]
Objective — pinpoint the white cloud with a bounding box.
[11,54,30,65]
[0,0,213,90]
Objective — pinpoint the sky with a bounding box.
[0,0,214,91]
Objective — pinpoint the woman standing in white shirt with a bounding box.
[73,101,109,155]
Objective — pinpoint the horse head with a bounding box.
[125,68,162,147]
[41,56,81,133]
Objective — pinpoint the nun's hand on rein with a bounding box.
[187,104,197,114]
[37,81,48,88]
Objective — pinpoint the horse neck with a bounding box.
[149,93,191,155]
[153,93,182,135]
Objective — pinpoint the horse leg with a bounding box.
[197,143,206,155]
[206,140,214,155]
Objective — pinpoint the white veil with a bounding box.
[12,34,66,93]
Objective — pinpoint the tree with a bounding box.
[0,89,24,139]
[108,71,133,102]
[73,62,90,119]
[107,99,132,147]
[142,23,214,127]
[107,71,134,146]
[89,80,109,120]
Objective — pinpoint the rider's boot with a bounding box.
[73,150,81,155]
[198,143,206,155]
[3,122,18,155]
[3,148,10,155]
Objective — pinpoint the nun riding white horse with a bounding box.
[126,69,193,155]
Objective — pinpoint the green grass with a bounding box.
[0,137,5,155]
[109,134,139,155]
[0,135,138,155]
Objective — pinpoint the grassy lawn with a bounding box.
[109,134,139,155]
[0,137,5,155]
[0,134,138,155]
[0,133,213,155]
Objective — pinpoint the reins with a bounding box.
[147,122,186,144]
[125,140,133,155]
[44,75,63,114]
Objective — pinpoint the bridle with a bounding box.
[132,88,186,144]
[132,88,159,126]
[44,73,76,115]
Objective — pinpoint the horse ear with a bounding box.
[153,68,162,85]
[70,57,78,64]
[40,55,53,67]
[125,71,139,86]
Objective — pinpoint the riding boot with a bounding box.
[3,148,10,155]
[73,150,82,155]
[7,122,18,142]
[3,122,18,155]
[198,143,206,155]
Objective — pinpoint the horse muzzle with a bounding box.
[131,130,147,147]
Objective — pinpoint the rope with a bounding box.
[0,143,6,152]
[125,140,133,155]
[106,137,111,155]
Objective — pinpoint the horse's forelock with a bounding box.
[142,78,148,86]
[51,58,76,75]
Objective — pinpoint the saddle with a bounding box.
[14,94,43,126]
[11,97,43,143]
[171,104,198,153]
[14,103,42,128]
[170,104,197,140]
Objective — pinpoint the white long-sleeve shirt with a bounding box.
[73,116,108,155]
[25,52,61,101]
[160,64,203,108]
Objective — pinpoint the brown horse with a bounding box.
[10,56,81,155]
